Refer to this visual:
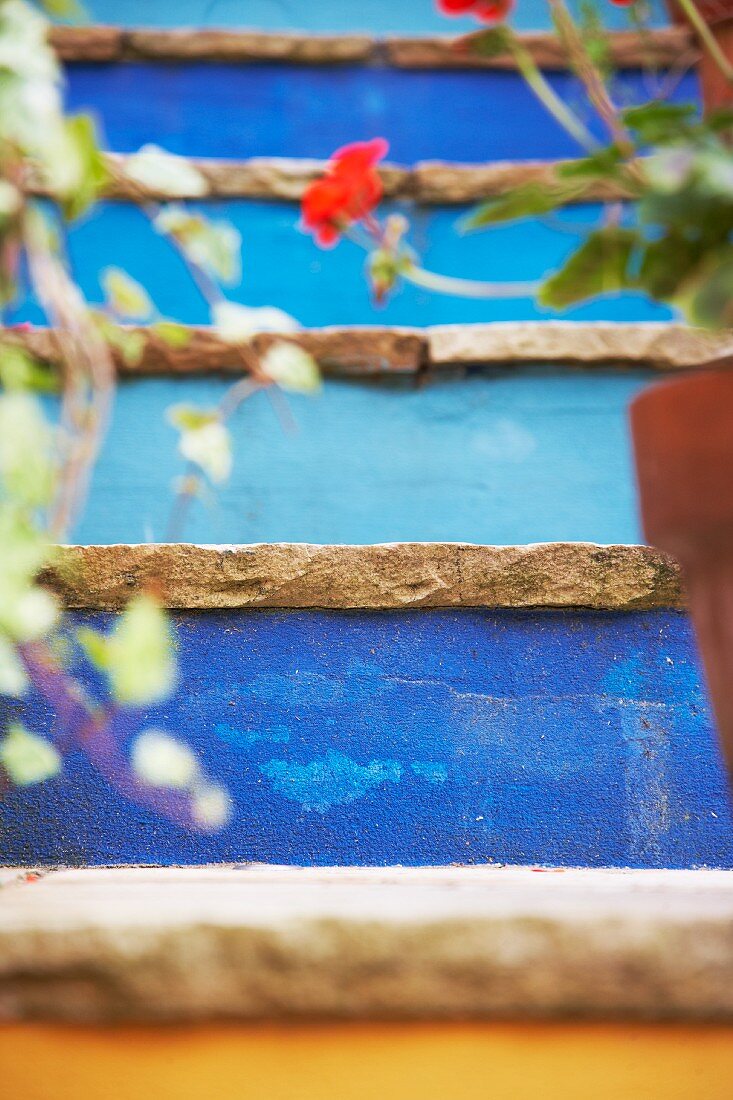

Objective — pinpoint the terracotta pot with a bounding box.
[667,0,733,112]
[630,363,733,783]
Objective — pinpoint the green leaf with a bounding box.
[0,344,58,393]
[57,113,108,220]
[192,782,231,829]
[0,633,28,696]
[539,228,639,310]
[261,342,321,394]
[621,101,697,146]
[0,392,56,507]
[154,206,241,284]
[212,300,300,343]
[124,145,208,198]
[0,507,57,645]
[131,729,199,789]
[179,421,232,484]
[106,594,175,706]
[36,0,87,19]
[677,246,733,329]
[151,321,192,349]
[76,625,111,671]
[464,26,513,60]
[102,268,154,321]
[464,180,588,231]
[0,723,61,786]
[166,403,217,432]
[637,232,703,300]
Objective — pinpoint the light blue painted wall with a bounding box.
[72,0,669,33]
[68,370,645,546]
[10,202,675,329]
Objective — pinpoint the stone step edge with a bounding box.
[1,865,732,1023]
[31,153,638,204]
[9,322,733,377]
[50,25,692,70]
[40,543,684,611]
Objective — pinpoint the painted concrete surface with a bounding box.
[3,1023,733,1100]
[71,0,669,34]
[63,370,647,546]
[11,202,675,330]
[64,64,698,164]
[1,608,731,867]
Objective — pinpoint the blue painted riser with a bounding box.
[13,202,674,328]
[2,609,732,868]
[71,0,669,33]
[66,370,645,546]
[66,65,698,164]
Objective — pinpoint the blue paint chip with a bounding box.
[411,762,448,783]
[260,750,403,812]
[215,722,290,747]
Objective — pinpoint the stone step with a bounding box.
[2,866,733,1022]
[13,322,733,376]
[50,25,689,69]
[4,543,732,869]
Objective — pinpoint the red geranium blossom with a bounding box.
[302,138,389,247]
[437,0,514,21]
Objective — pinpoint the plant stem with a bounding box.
[548,0,634,156]
[676,0,733,84]
[403,262,539,299]
[508,34,599,153]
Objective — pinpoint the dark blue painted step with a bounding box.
[71,0,669,34]
[65,64,698,164]
[61,370,647,546]
[2,607,731,867]
[12,201,675,329]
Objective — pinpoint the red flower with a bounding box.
[302,138,388,248]
[437,0,514,21]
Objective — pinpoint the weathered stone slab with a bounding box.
[40,543,683,611]
[99,155,623,204]
[1,866,733,1022]
[124,29,373,63]
[385,26,692,69]
[9,326,425,378]
[428,322,733,370]
[8,323,733,377]
[48,26,691,71]
[48,25,123,61]
[411,159,632,204]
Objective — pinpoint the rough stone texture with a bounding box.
[385,26,693,69]
[48,25,123,61]
[39,543,684,611]
[8,323,733,377]
[97,155,624,204]
[1,866,732,1023]
[8,326,425,378]
[124,29,373,63]
[48,26,691,71]
[427,322,733,370]
[411,159,633,204]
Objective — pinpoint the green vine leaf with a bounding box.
[0,723,61,786]
[539,227,639,310]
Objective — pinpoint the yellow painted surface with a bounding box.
[2,1022,733,1100]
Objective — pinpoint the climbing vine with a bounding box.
[0,0,320,826]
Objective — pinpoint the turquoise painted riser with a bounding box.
[70,0,669,33]
[2,608,731,868]
[64,370,645,547]
[64,65,698,165]
[12,203,674,329]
